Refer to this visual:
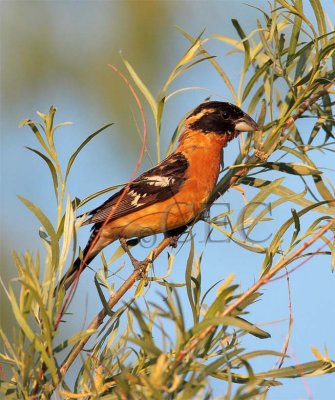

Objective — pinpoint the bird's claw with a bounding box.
[168,235,179,248]
[133,258,151,283]
[120,238,150,279]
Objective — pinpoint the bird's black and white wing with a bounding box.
[82,152,189,226]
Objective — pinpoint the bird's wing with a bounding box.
[83,152,189,225]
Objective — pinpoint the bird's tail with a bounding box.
[53,226,102,295]
[55,249,97,295]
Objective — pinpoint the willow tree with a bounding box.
[1,1,334,399]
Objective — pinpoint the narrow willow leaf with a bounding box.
[8,286,58,379]
[77,182,126,209]
[291,208,301,244]
[94,274,114,317]
[191,316,270,339]
[210,222,266,253]
[17,196,59,268]
[313,175,334,202]
[286,0,303,66]
[232,19,250,66]
[232,350,288,364]
[255,360,334,379]
[205,285,239,318]
[53,329,97,353]
[262,200,333,274]
[25,147,58,200]
[293,42,313,82]
[199,350,244,381]
[129,305,156,350]
[178,27,237,102]
[309,0,327,48]
[65,123,114,180]
[331,235,335,272]
[243,59,272,101]
[128,337,162,357]
[122,56,158,117]
[239,178,284,223]
[148,253,175,281]
[175,56,217,81]
[246,190,306,238]
[20,119,51,157]
[185,237,196,323]
[311,346,328,362]
[262,162,322,175]
[165,86,208,102]
[59,196,75,272]
[248,84,266,115]
[241,177,335,215]
[212,34,243,51]
[134,278,146,298]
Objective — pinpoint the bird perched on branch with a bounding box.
[56,101,259,292]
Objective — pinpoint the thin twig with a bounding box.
[174,217,335,367]
[53,81,333,393]
[209,82,333,206]
[58,236,171,382]
[283,83,333,128]
[55,64,148,329]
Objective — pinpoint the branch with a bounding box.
[283,83,333,128]
[174,217,335,367]
[56,236,172,387]
[52,82,333,394]
[208,82,333,208]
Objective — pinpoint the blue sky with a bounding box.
[1,1,335,398]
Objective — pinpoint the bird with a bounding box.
[55,101,259,293]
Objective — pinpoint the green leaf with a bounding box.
[262,200,333,274]
[8,286,58,379]
[241,177,335,215]
[53,329,97,353]
[65,123,114,180]
[232,18,250,66]
[313,175,335,202]
[286,0,303,66]
[309,0,327,48]
[94,274,114,317]
[255,360,335,379]
[25,147,59,200]
[242,59,272,101]
[192,315,270,339]
[263,162,322,175]
[246,190,306,239]
[17,196,59,268]
[122,56,158,117]
[185,237,197,323]
[179,27,237,102]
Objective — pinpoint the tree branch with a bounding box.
[52,81,333,394]
[57,236,172,384]
[174,217,335,367]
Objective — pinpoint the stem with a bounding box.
[56,237,172,388]
[50,82,333,393]
[174,217,335,366]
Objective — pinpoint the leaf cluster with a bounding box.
[1,1,334,399]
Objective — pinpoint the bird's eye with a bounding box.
[221,111,229,118]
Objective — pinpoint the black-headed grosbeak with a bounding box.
[57,101,258,291]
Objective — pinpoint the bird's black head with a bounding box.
[187,101,259,135]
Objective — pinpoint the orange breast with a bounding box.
[101,130,226,241]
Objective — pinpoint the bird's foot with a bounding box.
[168,235,179,248]
[120,238,151,279]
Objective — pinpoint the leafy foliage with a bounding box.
[1,1,335,399]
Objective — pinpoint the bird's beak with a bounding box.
[234,114,259,132]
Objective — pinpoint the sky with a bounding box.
[1,1,335,399]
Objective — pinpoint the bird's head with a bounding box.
[186,101,259,140]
